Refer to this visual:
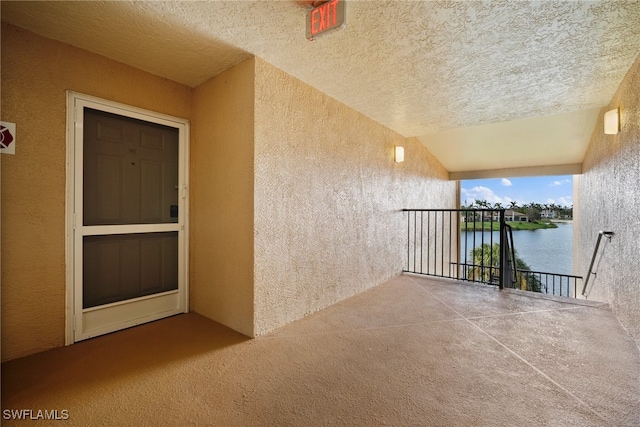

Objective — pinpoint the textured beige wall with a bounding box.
[0,24,192,361]
[1,23,456,356]
[253,58,457,335]
[575,54,640,347]
[190,58,255,337]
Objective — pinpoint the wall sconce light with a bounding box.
[394,146,404,163]
[604,108,619,135]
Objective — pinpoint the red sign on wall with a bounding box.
[0,121,16,155]
[306,0,346,40]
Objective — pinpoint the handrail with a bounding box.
[581,230,614,296]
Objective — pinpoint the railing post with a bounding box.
[499,210,505,289]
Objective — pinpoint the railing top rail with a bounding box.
[403,208,506,212]
[450,262,583,280]
[516,269,583,280]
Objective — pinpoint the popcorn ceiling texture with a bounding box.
[575,54,640,347]
[285,0,640,137]
[3,1,639,137]
[4,1,640,177]
[253,58,456,335]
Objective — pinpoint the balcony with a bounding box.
[2,275,638,425]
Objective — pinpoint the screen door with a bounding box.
[70,94,188,342]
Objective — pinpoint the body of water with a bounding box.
[462,222,574,275]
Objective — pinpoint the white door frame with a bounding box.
[65,91,189,345]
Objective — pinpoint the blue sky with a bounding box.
[461,175,573,207]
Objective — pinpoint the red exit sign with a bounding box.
[306,0,346,40]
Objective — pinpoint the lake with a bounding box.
[462,222,574,275]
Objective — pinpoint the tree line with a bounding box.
[462,199,573,220]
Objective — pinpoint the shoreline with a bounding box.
[461,220,569,232]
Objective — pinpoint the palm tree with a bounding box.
[475,199,489,208]
[507,201,519,221]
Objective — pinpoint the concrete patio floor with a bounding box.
[2,274,639,426]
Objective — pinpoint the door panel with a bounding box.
[83,108,179,226]
[140,160,164,222]
[82,232,179,309]
[95,154,124,223]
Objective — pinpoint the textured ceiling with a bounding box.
[3,1,640,176]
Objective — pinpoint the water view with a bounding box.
[462,222,574,275]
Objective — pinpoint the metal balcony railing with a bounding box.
[451,263,582,297]
[403,209,583,298]
[516,269,583,298]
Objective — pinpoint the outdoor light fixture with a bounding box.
[604,108,620,135]
[394,146,404,163]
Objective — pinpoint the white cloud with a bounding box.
[546,197,573,207]
[558,196,573,207]
[501,178,512,186]
[461,186,517,206]
[549,179,571,187]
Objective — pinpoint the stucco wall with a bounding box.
[575,53,640,347]
[1,23,457,357]
[253,58,457,335]
[190,58,255,337]
[0,24,192,361]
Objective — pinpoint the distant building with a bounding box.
[505,210,529,222]
[481,210,529,222]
